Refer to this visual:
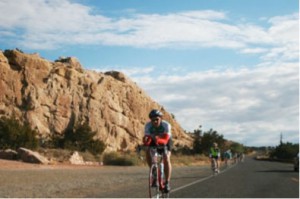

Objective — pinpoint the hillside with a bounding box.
[0,49,192,151]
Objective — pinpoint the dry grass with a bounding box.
[172,153,210,166]
[36,148,210,166]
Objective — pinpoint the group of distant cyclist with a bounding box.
[140,109,245,195]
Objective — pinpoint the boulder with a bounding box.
[17,147,49,164]
[0,149,18,160]
[69,151,85,165]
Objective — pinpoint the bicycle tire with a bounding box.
[149,164,160,198]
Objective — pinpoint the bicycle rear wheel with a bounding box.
[149,164,160,198]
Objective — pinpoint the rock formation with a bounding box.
[0,49,192,152]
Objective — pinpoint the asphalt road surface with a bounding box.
[89,156,299,198]
[170,157,299,198]
[0,157,298,198]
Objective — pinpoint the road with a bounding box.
[0,157,298,198]
[91,156,299,198]
[170,157,299,198]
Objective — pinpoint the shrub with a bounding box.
[102,152,140,166]
[58,122,106,155]
[270,142,299,160]
[0,116,38,150]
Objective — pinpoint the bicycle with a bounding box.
[148,145,169,198]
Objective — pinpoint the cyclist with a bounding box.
[209,142,221,173]
[223,149,231,166]
[143,109,172,192]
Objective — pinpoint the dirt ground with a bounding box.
[0,159,96,170]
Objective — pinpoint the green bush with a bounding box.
[0,116,38,150]
[103,152,140,166]
[58,122,106,155]
[270,142,299,160]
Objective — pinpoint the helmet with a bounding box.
[148,109,163,119]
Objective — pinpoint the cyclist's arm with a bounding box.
[143,133,170,146]
[143,122,153,146]
[155,133,170,145]
[155,121,171,145]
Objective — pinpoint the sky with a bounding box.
[0,0,299,147]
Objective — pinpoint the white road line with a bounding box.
[170,163,237,194]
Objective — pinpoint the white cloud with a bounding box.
[240,48,268,54]
[131,62,299,146]
[0,0,298,147]
[0,0,298,58]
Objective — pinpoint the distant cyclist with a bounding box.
[143,109,172,192]
[223,149,231,166]
[209,142,221,173]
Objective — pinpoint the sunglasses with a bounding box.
[151,118,160,122]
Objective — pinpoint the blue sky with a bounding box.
[0,0,299,147]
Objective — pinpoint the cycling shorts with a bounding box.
[211,156,219,160]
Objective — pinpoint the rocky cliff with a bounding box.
[0,49,192,151]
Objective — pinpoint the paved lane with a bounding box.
[171,157,299,198]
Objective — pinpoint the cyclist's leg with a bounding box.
[210,158,215,170]
[163,150,172,182]
[164,138,173,182]
[163,139,172,192]
[216,158,220,172]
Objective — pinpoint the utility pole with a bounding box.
[280,132,283,145]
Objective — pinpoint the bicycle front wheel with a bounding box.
[149,164,160,198]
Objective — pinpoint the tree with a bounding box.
[193,125,202,154]
[230,142,244,154]
[61,122,106,155]
[270,142,299,160]
[0,116,38,150]
[200,129,225,155]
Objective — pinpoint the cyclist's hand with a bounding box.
[143,135,152,146]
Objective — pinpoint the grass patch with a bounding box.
[37,148,210,167]
[102,151,144,166]
[172,153,209,166]
[102,150,209,166]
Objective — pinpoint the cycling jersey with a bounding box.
[209,147,220,159]
[144,120,172,150]
[145,120,171,136]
